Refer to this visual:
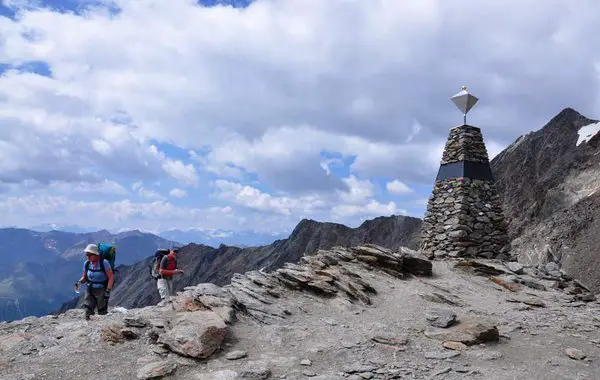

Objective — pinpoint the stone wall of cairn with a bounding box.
[420,178,509,259]
[441,125,489,163]
[420,125,510,259]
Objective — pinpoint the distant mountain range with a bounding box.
[0,228,178,321]
[21,224,288,248]
[158,229,288,247]
[27,224,101,234]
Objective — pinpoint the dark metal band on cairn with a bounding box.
[420,87,509,259]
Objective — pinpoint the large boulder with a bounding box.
[173,283,239,324]
[158,311,227,358]
[424,319,499,346]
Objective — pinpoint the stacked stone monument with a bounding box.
[420,87,509,259]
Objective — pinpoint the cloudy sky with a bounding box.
[1,0,599,235]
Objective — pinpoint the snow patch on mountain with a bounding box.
[576,121,600,146]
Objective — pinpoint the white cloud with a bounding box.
[1,0,600,232]
[212,175,403,224]
[162,159,198,186]
[386,179,413,195]
[338,175,375,204]
[486,139,507,160]
[212,179,327,215]
[91,139,113,156]
[201,126,445,193]
[48,179,129,196]
[169,188,187,198]
[137,186,164,200]
[332,200,402,219]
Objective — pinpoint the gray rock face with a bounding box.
[221,245,432,324]
[491,108,600,291]
[506,262,525,274]
[425,309,457,328]
[545,262,561,273]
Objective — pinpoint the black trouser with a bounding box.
[84,286,108,317]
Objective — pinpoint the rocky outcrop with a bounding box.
[1,244,431,379]
[3,243,600,380]
[185,244,432,325]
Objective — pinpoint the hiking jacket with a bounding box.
[158,254,177,279]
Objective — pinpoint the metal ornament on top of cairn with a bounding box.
[420,86,509,260]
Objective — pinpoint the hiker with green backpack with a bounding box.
[75,243,116,320]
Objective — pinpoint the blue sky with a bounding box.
[1,0,599,235]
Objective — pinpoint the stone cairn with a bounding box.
[420,88,509,259]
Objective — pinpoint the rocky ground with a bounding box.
[1,245,599,380]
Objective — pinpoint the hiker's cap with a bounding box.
[84,244,99,255]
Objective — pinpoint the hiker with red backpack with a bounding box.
[75,243,115,320]
[150,247,184,302]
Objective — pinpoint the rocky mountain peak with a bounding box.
[547,107,593,129]
[490,107,600,291]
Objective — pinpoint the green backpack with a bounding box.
[97,243,117,271]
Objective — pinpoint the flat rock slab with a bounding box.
[426,309,457,328]
[226,350,248,360]
[424,350,461,360]
[124,316,149,328]
[473,349,503,361]
[425,320,499,346]
[371,335,408,347]
[344,365,379,374]
[238,366,272,379]
[566,348,586,360]
[508,295,546,308]
[158,311,227,359]
[506,262,525,274]
[136,360,177,379]
[443,341,468,351]
[195,370,239,380]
